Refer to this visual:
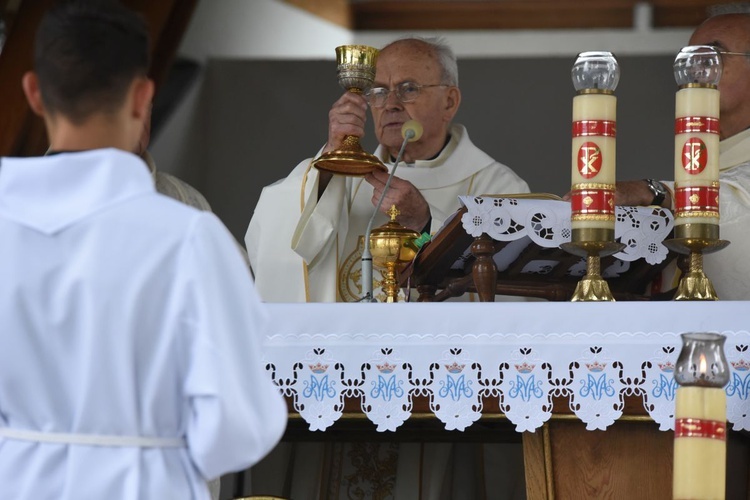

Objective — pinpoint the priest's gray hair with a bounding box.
[708,2,750,16]
[385,35,459,87]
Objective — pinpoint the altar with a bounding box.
[260,301,750,499]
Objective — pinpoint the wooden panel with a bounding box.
[283,0,352,28]
[652,5,716,28]
[121,0,198,91]
[352,0,726,30]
[548,420,673,499]
[0,1,197,157]
[523,429,550,500]
[353,1,637,30]
[0,0,55,157]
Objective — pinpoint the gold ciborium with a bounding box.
[370,205,420,302]
[311,45,388,177]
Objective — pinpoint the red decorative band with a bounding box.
[675,417,726,441]
[675,116,720,135]
[675,186,720,213]
[571,188,615,215]
[573,120,616,138]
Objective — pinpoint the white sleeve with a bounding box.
[181,212,287,480]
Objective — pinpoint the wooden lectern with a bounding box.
[401,204,676,302]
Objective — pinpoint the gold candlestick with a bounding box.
[673,332,729,500]
[311,45,387,177]
[663,46,728,300]
[563,51,623,301]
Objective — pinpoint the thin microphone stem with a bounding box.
[360,129,415,302]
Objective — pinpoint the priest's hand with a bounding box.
[562,180,672,209]
[323,91,368,154]
[365,169,431,232]
[317,92,368,196]
[614,180,672,209]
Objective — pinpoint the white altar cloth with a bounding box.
[263,301,750,433]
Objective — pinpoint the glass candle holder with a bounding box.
[674,332,729,387]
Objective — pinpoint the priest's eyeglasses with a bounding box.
[711,47,750,60]
[365,81,449,108]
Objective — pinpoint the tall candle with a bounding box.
[570,52,619,243]
[673,387,726,499]
[673,332,729,500]
[674,87,720,235]
[672,47,722,240]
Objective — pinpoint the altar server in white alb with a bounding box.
[0,2,286,499]
[246,36,530,302]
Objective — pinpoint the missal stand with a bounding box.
[401,196,678,302]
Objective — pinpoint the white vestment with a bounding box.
[661,128,750,300]
[246,124,530,302]
[0,149,287,499]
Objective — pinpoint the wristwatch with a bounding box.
[643,178,667,206]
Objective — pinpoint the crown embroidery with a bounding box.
[309,362,329,374]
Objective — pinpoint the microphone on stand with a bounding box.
[360,120,423,302]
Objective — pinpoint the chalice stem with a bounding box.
[341,135,364,152]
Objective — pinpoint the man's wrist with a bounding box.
[643,178,667,206]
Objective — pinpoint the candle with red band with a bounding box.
[675,116,720,135]
[570,187,615,216]
[675,185,720,215]
[673,46,722,238]
[673,332,729,500]
[570,52,619,242]
[675,417,726,440]
[572,120,616,137]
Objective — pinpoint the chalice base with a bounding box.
[312,136,387,177]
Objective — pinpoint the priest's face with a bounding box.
[688,14,750,139]
[370,40,460,162]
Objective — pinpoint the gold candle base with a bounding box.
[560,241,625,302]
[662,237,729,301]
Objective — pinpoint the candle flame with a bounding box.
[699,353,707,376]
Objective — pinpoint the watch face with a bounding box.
[647,179,664,195]
[645,179,666,205]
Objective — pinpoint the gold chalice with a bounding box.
[370,206,420,302]
[311,45,388,176]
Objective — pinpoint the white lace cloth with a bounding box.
[262,302,750,433]
[454,197,674,276]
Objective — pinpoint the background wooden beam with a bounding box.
[282,0,352,28]
[0,0,198,157]
[351,0,722,31]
